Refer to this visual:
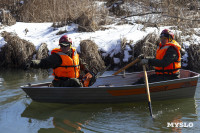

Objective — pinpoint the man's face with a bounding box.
[60,45,71,53]
[160,36,169,45]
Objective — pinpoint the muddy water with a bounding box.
[0,69,200,133]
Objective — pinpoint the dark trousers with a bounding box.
[52,78,82,87]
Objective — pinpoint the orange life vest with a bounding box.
[155,40,181,75]
[51,47,80,80]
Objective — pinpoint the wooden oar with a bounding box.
[112,58,141,75]
[143,65,153,119]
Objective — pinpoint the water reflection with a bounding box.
[21,102,98,133]
[150,98,197,133]
[0,69,51,105]
[21,98,197,133]
[0,69,199,133]
[0,68,51,88]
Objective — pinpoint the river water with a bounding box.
[0,69,200,133]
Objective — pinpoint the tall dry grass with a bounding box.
[17,0,109,31]
[107,0,200,30]
[0,0,110,31]
[0,0,199,32]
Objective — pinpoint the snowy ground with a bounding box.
[0,22,200,67]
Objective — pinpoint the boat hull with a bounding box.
[21,69,199,103]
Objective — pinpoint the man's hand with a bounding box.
[82,71,97,87]
[138,54,144,60]
[140,59,149,65]
[85,72,93,79]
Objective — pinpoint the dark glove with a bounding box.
[140,59,149,65]
[88,71,96,86]
[138,54,144,59]
[24,61,32,70]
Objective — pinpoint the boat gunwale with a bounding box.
[20,69,199,89]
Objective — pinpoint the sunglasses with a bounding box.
[160,33,170,39]
[160,36,168,40]
[59,44,70,48]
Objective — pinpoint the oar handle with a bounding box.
[143,65,151,102]
[113,58,141,75]
[143,65,153,118]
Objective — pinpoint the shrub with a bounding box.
[106,0,200,31]
[0,31,36,68]
[16,0,109,31]
[79,40,106,73]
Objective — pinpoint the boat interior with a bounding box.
[91,69,199,87]
[24,69,199,88]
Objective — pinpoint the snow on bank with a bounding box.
[0,22,200,65]
[0,22,157,54]
[0,23,57,50]
[0,36,6,49]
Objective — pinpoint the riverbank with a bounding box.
[0,22,200,71]
[0,1,200,71]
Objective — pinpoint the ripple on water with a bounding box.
[0,70,200,133]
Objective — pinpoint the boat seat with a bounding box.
[98,84,114,87]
